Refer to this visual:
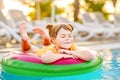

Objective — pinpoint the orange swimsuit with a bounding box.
[36,44,77,56]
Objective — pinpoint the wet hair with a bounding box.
[46,23,73,38]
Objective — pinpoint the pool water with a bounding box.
[100,48,120,80]
[0,48,120,80]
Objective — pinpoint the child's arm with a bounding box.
[40,50,74,64]
[58,47,98,61]
[72,48,98,61]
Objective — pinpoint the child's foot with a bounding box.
[32,27,48,38]
[32,27,51,46]
[19,21,29,41]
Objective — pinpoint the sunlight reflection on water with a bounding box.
[100,48,120,80]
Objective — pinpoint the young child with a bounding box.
[19,21,98,64]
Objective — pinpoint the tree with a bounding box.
[112,0,117,7]
[111,0,117,13]
[73,0,79,21]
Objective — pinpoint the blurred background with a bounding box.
[0,0,120,49]
[1,0,119,22]
[0,0,118,22]
[0,1,120,80]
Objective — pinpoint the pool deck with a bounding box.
[76,40,120,50]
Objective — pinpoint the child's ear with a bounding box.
[51,37,55,44]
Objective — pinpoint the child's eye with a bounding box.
[69,34,72,38]
[61,35,65,38]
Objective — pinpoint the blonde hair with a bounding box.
[46,23,73,38]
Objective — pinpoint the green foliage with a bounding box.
[27,0,115,21]
[40,1,51,19]
[84,0,111,20]
[28,0,64,20]
[84,0,105,12]
[28,10,36,20]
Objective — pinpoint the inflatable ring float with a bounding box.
[1,52,103,80]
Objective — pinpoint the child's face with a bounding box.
[53,28,73,49]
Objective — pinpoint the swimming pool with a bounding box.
[100,48,120,80]
[0,48,120,80]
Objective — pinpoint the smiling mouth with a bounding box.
[64,42,71,44]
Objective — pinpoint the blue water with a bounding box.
[1,69,102,80]
[0,48,120,80]
[100,48,120,80]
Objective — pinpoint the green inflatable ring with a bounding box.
[1,56,102,76]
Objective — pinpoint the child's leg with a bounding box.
[19,21,31,51]
[32,27,51,46]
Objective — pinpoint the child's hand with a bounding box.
[62,54,73,59]
[58,49,71,54]
[58,49,79,59]
[61,54,78,59]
